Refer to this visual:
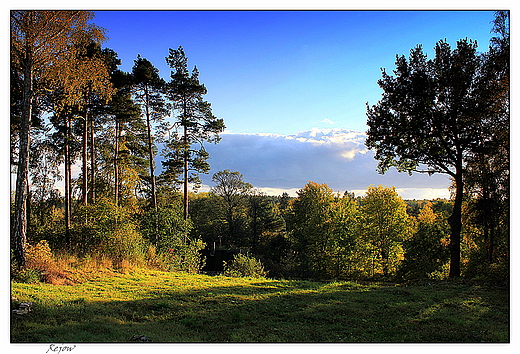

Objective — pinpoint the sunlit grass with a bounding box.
[11,269,509,343]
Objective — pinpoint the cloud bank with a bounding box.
[196,128,452,199]
[50,127,451,200]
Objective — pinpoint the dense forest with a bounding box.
[10,11,509,284]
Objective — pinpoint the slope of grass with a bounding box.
[10,269,509,343]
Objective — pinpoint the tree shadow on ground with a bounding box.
[11,280,509,343]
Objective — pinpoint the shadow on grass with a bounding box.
[11,280,509,343]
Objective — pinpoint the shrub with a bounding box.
[11,240,61,283]
[25,240,60,282]
[224,253,267,278]
[101,222,145,267]
[71,197,146,267]
[145,245,167,270]
[15,268,42,284]
[140,205,193,251]
[161,238,206,273]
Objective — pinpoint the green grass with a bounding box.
[11,269,509,343]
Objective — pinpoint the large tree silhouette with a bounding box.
[366,33,508,277]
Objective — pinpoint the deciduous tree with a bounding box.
[10,10,106,268]
[463,11,509,266]
[288,182,359,279]
[210,170,253,247]
[360,185,412,277]
[365,36,503,277]
[398,202,450,280]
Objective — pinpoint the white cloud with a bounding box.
[321,118,335,125]
[197,127,452,199]
[352,188,450,200]
[396,188,451,200]
[30,127,451,201]
[256,187,301,197]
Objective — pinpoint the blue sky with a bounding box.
[89,9,497,198]
[93,10,495,134]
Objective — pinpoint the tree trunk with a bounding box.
[13,55,33,269]
[114,119,120,207]
[487,228,495,263]
[144,87,157,211]
[89,108,96,204]
[82,106,88,206]
[448,169,464,278]
[381,247,389,277]
[183,123,189,222]
[85,88,96,205]
[144,86,158,244]
[64,113,71,248]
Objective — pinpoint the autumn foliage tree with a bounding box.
[10,10,107,268]
[360,185,412,277]
[398,202,450,280]
[288,182,359,279]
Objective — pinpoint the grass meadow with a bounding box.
[11,268,509,343]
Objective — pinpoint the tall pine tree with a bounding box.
[163,46,225,221]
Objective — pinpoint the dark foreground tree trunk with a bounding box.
[448,171,464,278]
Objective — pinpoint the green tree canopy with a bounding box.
[162,46,225,220]
[365,33,507,277]
[210,170,253,247]
[361,185,412,277]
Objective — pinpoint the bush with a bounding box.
[463,249,509,285]
[15,268,42,284]
[145,245,167,270]
[11,240,60,283]
[224,253,267,278]
[161,238,206,273]
[140,205,193,251]
[25,240,60,282]
[102,223,145,267]
[72,198,146,267]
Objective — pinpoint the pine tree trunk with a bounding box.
[89,109,96,204]
[144,86,159,244]
[64,113,71,248]
[183,123,189,223]
[144,87,157,211]
[85,88,96,205]
[82,106,88,206]
[13,55,33,269]
[114,120,120,207]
